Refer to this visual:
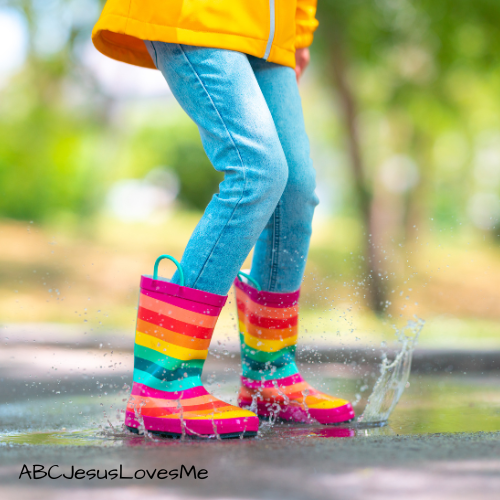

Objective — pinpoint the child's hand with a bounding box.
[295,48,310,83]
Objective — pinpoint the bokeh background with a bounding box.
[2,0,500,351]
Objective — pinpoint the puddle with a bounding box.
[1,372,499,447]
[1,320,498,446]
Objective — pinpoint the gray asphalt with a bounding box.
[1,431,500,500]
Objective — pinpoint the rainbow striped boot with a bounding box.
[235,274,355,425]
[125,255,259,439]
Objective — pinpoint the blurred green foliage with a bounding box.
[0,0,223,221]
[0,79,101,221]
[2,0,500,232]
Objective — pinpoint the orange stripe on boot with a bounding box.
[238,314,298,340]
[136,318,211,350]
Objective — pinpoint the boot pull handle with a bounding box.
[237,271,261,291]
[153,254,185,286]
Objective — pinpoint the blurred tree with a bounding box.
[314,0,500,312]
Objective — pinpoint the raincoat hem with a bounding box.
[92,14,296,69]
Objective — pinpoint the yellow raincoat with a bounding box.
[92,0,318,70]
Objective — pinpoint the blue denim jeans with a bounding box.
[145,42,319,295]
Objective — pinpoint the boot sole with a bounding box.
[240,401,356,425]
[258,414,355,425]
[126,425,257,440]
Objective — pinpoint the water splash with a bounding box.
[358,317,425,425]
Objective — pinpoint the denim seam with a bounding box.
[268,200,281,291]
[176,44,248,290]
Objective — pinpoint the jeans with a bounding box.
[145,42,319,295]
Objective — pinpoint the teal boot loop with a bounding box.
[237,271,261,291]
[153,254,185,286]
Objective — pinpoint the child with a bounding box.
[92,0,354,438]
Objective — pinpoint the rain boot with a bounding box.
[235,274,355,424]
[125,255,259,438]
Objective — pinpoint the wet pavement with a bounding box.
[1,338,500,499]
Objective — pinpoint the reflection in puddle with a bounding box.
[0,429,119,447]
[0,423,358,447]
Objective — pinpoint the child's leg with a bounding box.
[235,58,354,424]
[145,42,289,296]
[233,58,354,424]
[247,56,319,293]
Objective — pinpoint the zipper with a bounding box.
[263,0,276,60]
